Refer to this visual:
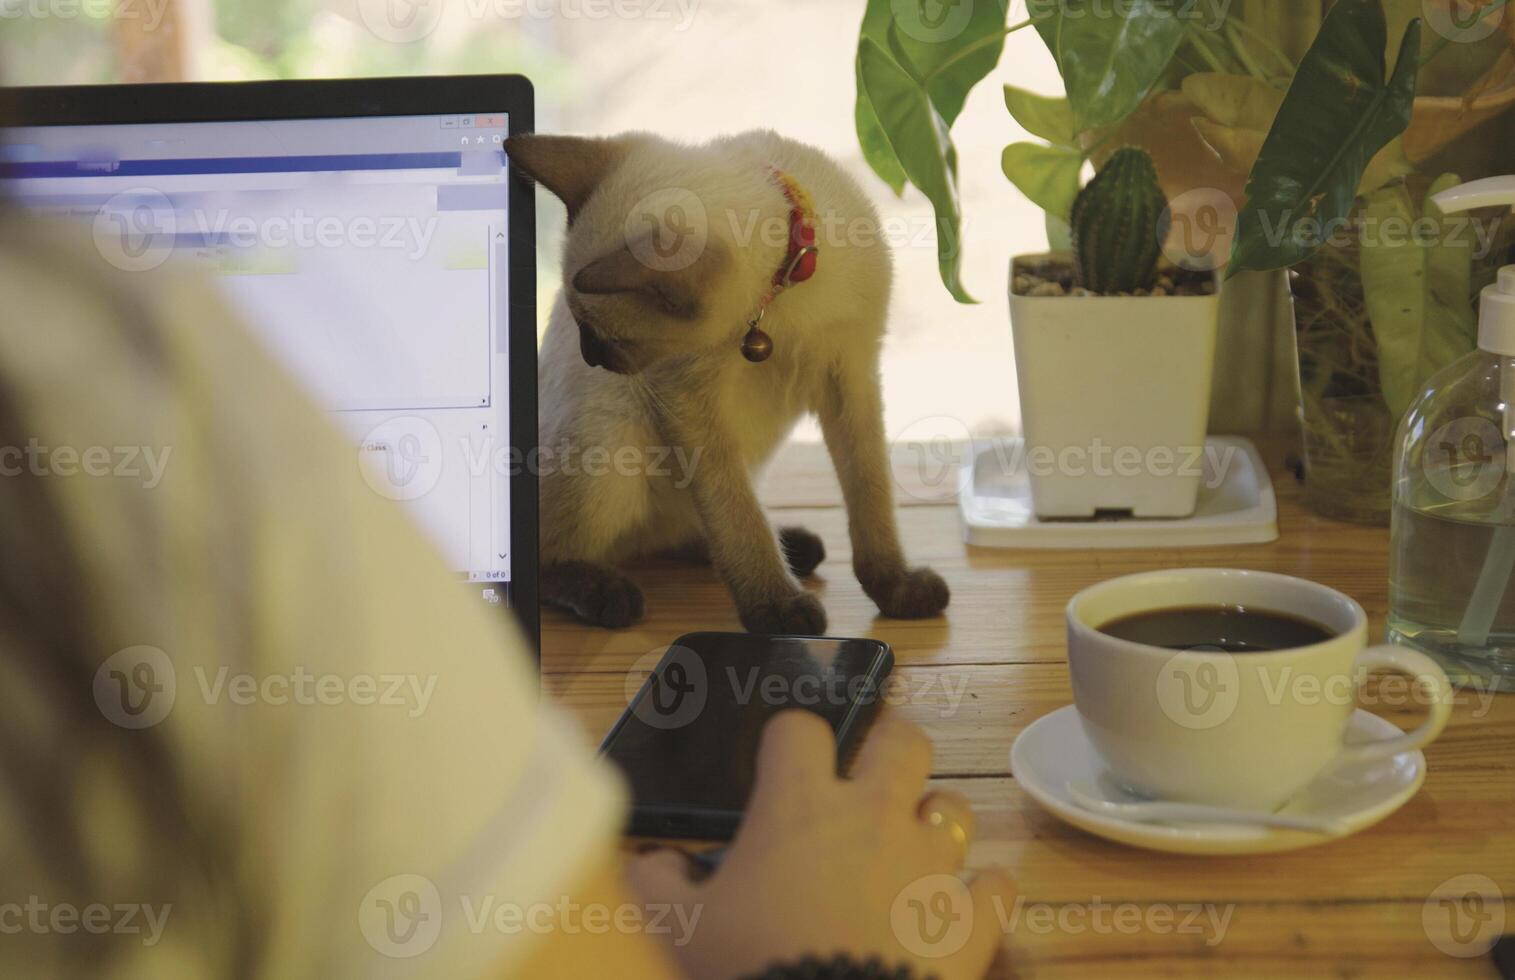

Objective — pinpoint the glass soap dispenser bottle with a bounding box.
[1389,176,1515,688]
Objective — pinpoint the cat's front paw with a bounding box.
[867,566,950,620]
[740,590,828,636]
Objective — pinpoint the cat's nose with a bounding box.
[578,321,629,373]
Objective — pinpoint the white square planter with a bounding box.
[1010,254,1222,519]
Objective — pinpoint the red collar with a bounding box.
[746,169,819,334]
[771,168,819,287]
[739,170,818,363]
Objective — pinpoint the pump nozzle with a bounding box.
[1433,175,1515,213]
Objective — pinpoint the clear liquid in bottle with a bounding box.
[1389,489,1515,686]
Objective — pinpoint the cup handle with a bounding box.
[1333,644,1453,768]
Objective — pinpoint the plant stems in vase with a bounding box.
[1289,230,1395,525]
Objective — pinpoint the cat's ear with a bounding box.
[572,237,727,320]
[505,135,628,221]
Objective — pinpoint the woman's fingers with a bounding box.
[849,716,934,803]
[949,870,1017,980]
[918,790,975,869]
[625,848,700,906]
[750,710,839,805]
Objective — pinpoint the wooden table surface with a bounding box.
[541,438,1513,978]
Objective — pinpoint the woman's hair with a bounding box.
[0,224,255,976]
[0,300,143,973]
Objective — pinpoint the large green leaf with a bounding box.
[855,0,909,195]
[854,0,1010,197]
[1003,84,1077,146]
[1033,0,1188,132]
[1362,174,1479,419]
[856,78,910,195]
[888,0,1012,125]
[1228,0,1422,275]
[1001,142,1084,220]
[858,37,974,302]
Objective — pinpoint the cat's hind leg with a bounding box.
[778,526,826,578]
[542,561,645,629]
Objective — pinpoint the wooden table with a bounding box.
[542,439,1513,978]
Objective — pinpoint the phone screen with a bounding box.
[600,632,894,840]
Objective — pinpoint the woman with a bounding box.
[0,204,1012,979]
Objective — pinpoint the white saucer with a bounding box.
[1010,704,1426,855]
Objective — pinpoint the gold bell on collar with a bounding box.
[741,312,774,363]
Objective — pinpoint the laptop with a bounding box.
[0,76,540,650]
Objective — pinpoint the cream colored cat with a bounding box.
[508,130,948,634]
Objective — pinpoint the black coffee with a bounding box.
[1098,605,1334,653]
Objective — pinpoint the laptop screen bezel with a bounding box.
[3,75,541,655]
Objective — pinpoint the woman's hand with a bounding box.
[627,711,1014,980]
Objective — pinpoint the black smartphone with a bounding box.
[600,632,895,841]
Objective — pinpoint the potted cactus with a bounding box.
[1011,148,1221,518]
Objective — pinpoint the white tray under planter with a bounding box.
[958,435,1278,549]
[1010,253,1222,519]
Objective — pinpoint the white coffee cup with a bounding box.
[1066,568,1452,811]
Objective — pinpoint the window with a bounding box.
[2,0,1064,437]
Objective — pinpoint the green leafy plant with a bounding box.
[856,1,1326,299]
[1033,0,1189,132]
[1227,0,1513,522]
[1070,148,1168,294]
[854,0,1513,299]
[1227,0,1422,274]
[857,0,1213,300]
[1361,173,1481,417]
[856,0,1016,301]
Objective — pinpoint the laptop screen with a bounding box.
[1,112,516,600]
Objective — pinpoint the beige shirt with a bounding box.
[0,218,624,979]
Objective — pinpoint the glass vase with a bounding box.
[1289,239,1395,525]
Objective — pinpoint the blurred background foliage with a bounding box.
[0,0,574,88]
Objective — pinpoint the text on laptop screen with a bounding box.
[1,113,514,586]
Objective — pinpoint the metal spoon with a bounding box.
[1064,782,1350,835]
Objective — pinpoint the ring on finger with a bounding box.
[921,801,971,862]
